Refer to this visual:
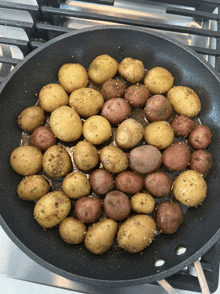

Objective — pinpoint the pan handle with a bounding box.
[158,259,211,294]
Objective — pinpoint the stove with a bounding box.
[1,0,220,293]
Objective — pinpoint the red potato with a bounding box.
[31,126,57,151]
[190,149,212,177]
[101,98,131,124]
[74,196,102,223]
[115,171,144,194]
[144,95,173,122]
[100,79,127,100]
[124,84,150,108]
[188,125,212,149]
[144,172,171,198]
[89,168,114,195]
[170,115,195,137]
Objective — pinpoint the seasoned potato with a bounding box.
[50,106,82,142]
[73,141,99,171]
[88,54,118,84]
[69,88,104,118]
[59,217,87,245]
[89,168,114,195]
[100,145,128,173]
[62,172,90,199]
[144,172,171,198]
[117,215,157,253]
[118,57,145,84]
[83,115,112,145]
[131,193,155,214]
[115,171,144,194]
[34,191,71,228]
[190,149,212,177]
[43,145,71,178]
[173,170,207,207]
[144,67,174,94]
[129,145,162,174]
[101,98,131,124]
[144,95,173,122]
[17,175,50,201]
[58,63,88,93]
[18,106,45,132]
[74,196,102,223]
[188,125,212,149]
[85,218,118,254]
[101,79,126,100]
[39,83,69,112]
[115,118,144,149]
[10,146,43,176]
[144,121,174,149]
[167,86,201,117]
[104,190,131,221]
[31,126,57,151]
[170,115,195,137]
[124,84,150,108]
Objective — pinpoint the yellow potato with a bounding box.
[73,141,99,171]
[144,121,174,149]
[59,217,87,244]
[144,67,174,94]
[88,54,118,84]
[50,106,82,142]
[117,215,157,253]
[62,172,90,199]
[100,145,128,173]
[58,63,88,93]
[131,193,155,214]
[39,83,69,112]
[69,88,104,118]
[118,57,145,84]
[10,146,43,176]
[85,218,118,254]
[34,191,71,228]
[167,86,201,117]
[173,170,207,207]
[18,106,45,132]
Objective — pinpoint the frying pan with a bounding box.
[1,25,220,288]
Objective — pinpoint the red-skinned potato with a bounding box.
[115,171,144,194]
[144,172,171,198]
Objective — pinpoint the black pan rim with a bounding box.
[1,25,220,287]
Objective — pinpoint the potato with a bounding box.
[58,63,88,93]
[124,84,150,108]
[34,191,71,228]
[188,125,212,149]
[17,175,50,201]
[50,106,82,142]
[62,172,90,199]
[144,95,173,122]
[43,145,71,178]
[101,79,126,100]
[85,218,118,254]
[73,141,99,171]
[115,171,144,194]
[30,126,57,151]
[173,170,207,207]
[10,146,43,176]
[144,172,171,198]
[74,196,102,223]
[100,145,128,173]
[115,118,144,149]
[39,83,69,112]
[117,215,157,253]
[118,57,145,84]
[88,54,118,84]
[131,193,155,214]
[69,88,104,118]
[167,86,201,117]
[18,106,45,132]
[89,169,114,195]
[144,121,174,149]
[82,115,112,145]
[170,115,195,138]
[190,150,212,177]
[59,217,87,245]
[144,67,174,94]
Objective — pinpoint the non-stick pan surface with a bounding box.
[1,26,220,287]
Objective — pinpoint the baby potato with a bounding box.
[88,54,118,84]
[173,170,207,207]
[39,83,69,112]
[167,86,201,117]
[43,145,71,178]
[10,146,43,176]
[59,217,87,244]
[50,106,82,142]
[69,88,104,118]
[144,121,174,149]
[131,193,155,214]
[34,191,71,228]
[188,125,212,149]
[101,79,127,100]
[89,169,114,195]
[100,145,128,173]
[85,218,118,254]
[73,141,99,171]
[62,172,90,199]
[18,106,45,132]
[144,172,171,198]
[118,57,145,84]
[117,215,157,253]
[30,126,57,151]
[17,175,50,201]
[82,115,111,145]
[58,63,88,93]
[124,84,150,108]
[144,67,174,94]
[115,118,144,149]
[115,171,144,194]
[190,150,212,177]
